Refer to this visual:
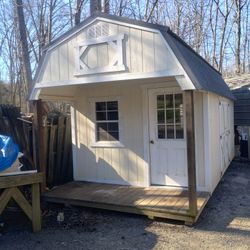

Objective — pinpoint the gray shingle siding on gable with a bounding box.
[34,13,234,100]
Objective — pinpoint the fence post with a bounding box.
[33,100,46,193]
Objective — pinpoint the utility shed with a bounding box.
[31,13,234,224]
[225,74,250,158]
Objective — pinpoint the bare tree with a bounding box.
[15,0,33,99]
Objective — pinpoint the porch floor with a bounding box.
[43,181,210,224]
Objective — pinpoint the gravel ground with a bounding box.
[1,159,250,250]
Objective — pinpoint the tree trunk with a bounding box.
[15,0,33,100]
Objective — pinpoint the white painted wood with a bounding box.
[118,25,130,69]
[142,31,154,72]
[148,88,188,187]
[130,28,142,72]
[35,70,183,88]
[68,36,78,80]
[40,55,51,83]
[203,92,212,192]
[50,49,60,82]
[59,43,69,80]
[74,34,126,76]
[194,92,206,190]
[207,92,234,193]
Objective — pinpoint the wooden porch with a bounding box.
[43,181,210,225]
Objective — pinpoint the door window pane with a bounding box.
[157,95,164,109]
[175,94,183,108]
[157,110,165,124]
[167,125,175,139]
[176,125,184,139]
[158,125,165,139]
[166,109,174,123]
[156,93,184,139]
[165,94,173,108]
[175,109,181,123]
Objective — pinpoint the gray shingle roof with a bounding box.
[34,12,234,100]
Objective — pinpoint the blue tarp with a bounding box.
[0,135,19,171]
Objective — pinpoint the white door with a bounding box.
[219,101,231,172]
[149,88,188,187]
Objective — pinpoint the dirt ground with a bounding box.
[1,159,250,250]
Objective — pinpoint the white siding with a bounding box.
[194,92,206,190]
[38,20,181,85]
[73,80,183,186]
[206,92,234,192]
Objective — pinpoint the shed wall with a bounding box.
[208,92,234,192]
[72,80,207,190]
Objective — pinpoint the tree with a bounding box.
[15,0,33,99]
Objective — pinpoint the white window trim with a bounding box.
[89,96,125,148]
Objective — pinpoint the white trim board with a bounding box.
[35,70,183,89]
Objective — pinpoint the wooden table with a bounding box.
[0,173,43,232]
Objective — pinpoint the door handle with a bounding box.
[150,140,154,144]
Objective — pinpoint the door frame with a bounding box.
[141,83,185,187]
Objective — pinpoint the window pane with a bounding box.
[175,94,183,108]
[176,125,184,139]
[166,109,174,123]
[165,94,173,108]
[107,111,118,120]
[108,122,119,131]
[157,110,165,124]
[167,125,174,139]
[97,123,108,133]
[107,101,118,111]
[157,95,164,109]
[96,111,107,121]
[158,125,165,139]
[175,109,183,123]
[108,132,119,141]
[96,102,106,111]
[97,131,109,141]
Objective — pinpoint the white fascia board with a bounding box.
[35,70,183,89]
[29,88,41,100]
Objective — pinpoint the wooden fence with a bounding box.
[0,104,73,187]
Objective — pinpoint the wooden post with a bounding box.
[185,90,197,217]
[32,183,41,232]
[33,100,46,193]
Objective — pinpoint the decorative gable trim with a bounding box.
[74,34,126,76]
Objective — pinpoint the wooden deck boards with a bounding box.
[43,181,210,224]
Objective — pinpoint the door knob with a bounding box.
[150,140,154,144]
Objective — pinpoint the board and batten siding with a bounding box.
[73,80,182,186]
[38,20,180,84]
[206,92,234,192]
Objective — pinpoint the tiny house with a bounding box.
[30,13,234,224]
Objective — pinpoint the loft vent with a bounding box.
[87,23,109,39]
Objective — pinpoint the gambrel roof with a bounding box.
[32,12,234,100]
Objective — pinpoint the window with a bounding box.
[95,101,119,141]
[157,93,184,139]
